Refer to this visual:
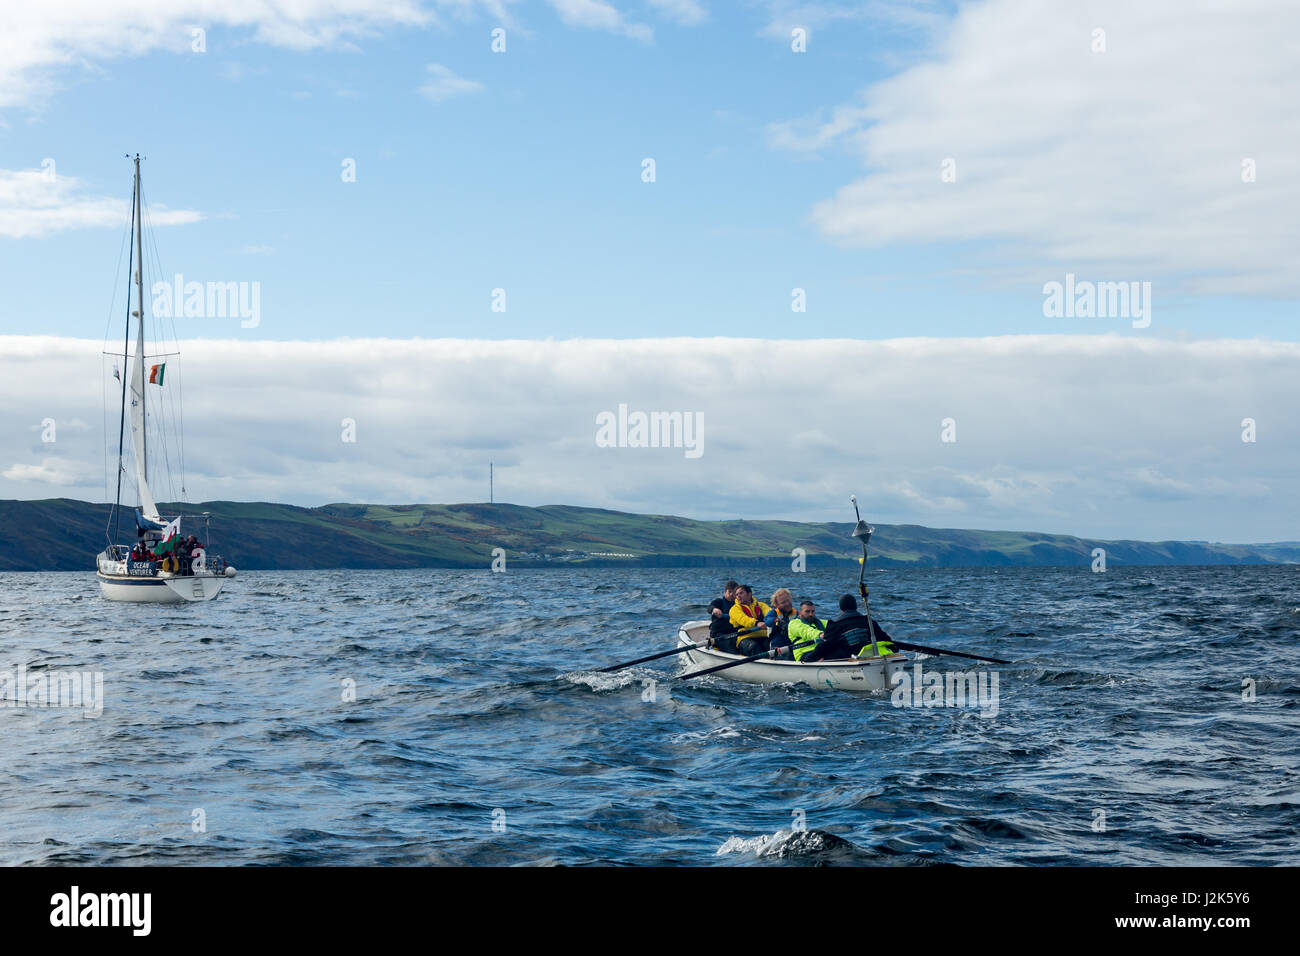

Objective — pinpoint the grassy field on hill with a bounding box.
[3,499,1298,571]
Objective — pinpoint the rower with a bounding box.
[728,585,770,655]
[764,588,797,658]
[707,597,739,653]
[787,600,828,661]
[711,580,739,620]
[801,594,894,661]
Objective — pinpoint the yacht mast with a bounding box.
[133,153,147,483]
[125,154,159,522]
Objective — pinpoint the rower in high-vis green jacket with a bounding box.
[787,601,826,661]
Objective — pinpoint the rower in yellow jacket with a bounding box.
[728,585,770,654]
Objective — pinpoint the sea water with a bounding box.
[1,566,1296,865]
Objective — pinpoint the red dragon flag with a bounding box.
[155,517,182,554]
[149,363,166,386]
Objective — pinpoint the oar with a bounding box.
[598,627,766,673]
[887,640,1009,665]
[676,639,819,680]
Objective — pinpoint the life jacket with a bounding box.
[790,617,827,661]
[844,626,893,657]
[729,600,770,633]
[766,608,795,646]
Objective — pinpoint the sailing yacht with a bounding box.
[95,155,236,603]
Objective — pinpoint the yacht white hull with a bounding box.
[96,570,226,603]
[677,621,905,693]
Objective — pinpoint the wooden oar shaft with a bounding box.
[598,626,764,673]
[889,640,1009,665]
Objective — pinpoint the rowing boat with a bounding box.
[676,621,906,693]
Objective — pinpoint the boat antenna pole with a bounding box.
[108,155,138,547]
[848,495,1012,665]
[850,495,882,653]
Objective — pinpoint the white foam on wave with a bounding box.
[716,832,783,857]
[562,670,641,692]
[669,725,742,743]
[716,828,823,858]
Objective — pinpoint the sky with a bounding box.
[0,0,1296,541]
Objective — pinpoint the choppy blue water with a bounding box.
[1,566,1297,865]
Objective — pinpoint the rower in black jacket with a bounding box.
[707,597,739,653]
[800,594,894,662]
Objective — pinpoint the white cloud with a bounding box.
[0,334,1295,543]
[0,0,711,110]
[2,458,85,486]
[770,0,1300,296]
[546,0,652,40]
[418,63,484,103]
[647,0,707,26]
[0,168,202,239]
[0,1,435,108]
[759,0,947,39]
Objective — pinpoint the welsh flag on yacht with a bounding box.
[155,517,181,553]
[149,363,165,385]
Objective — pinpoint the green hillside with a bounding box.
[2,498,1298,571]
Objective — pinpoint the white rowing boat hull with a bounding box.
[677,621,905,693]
